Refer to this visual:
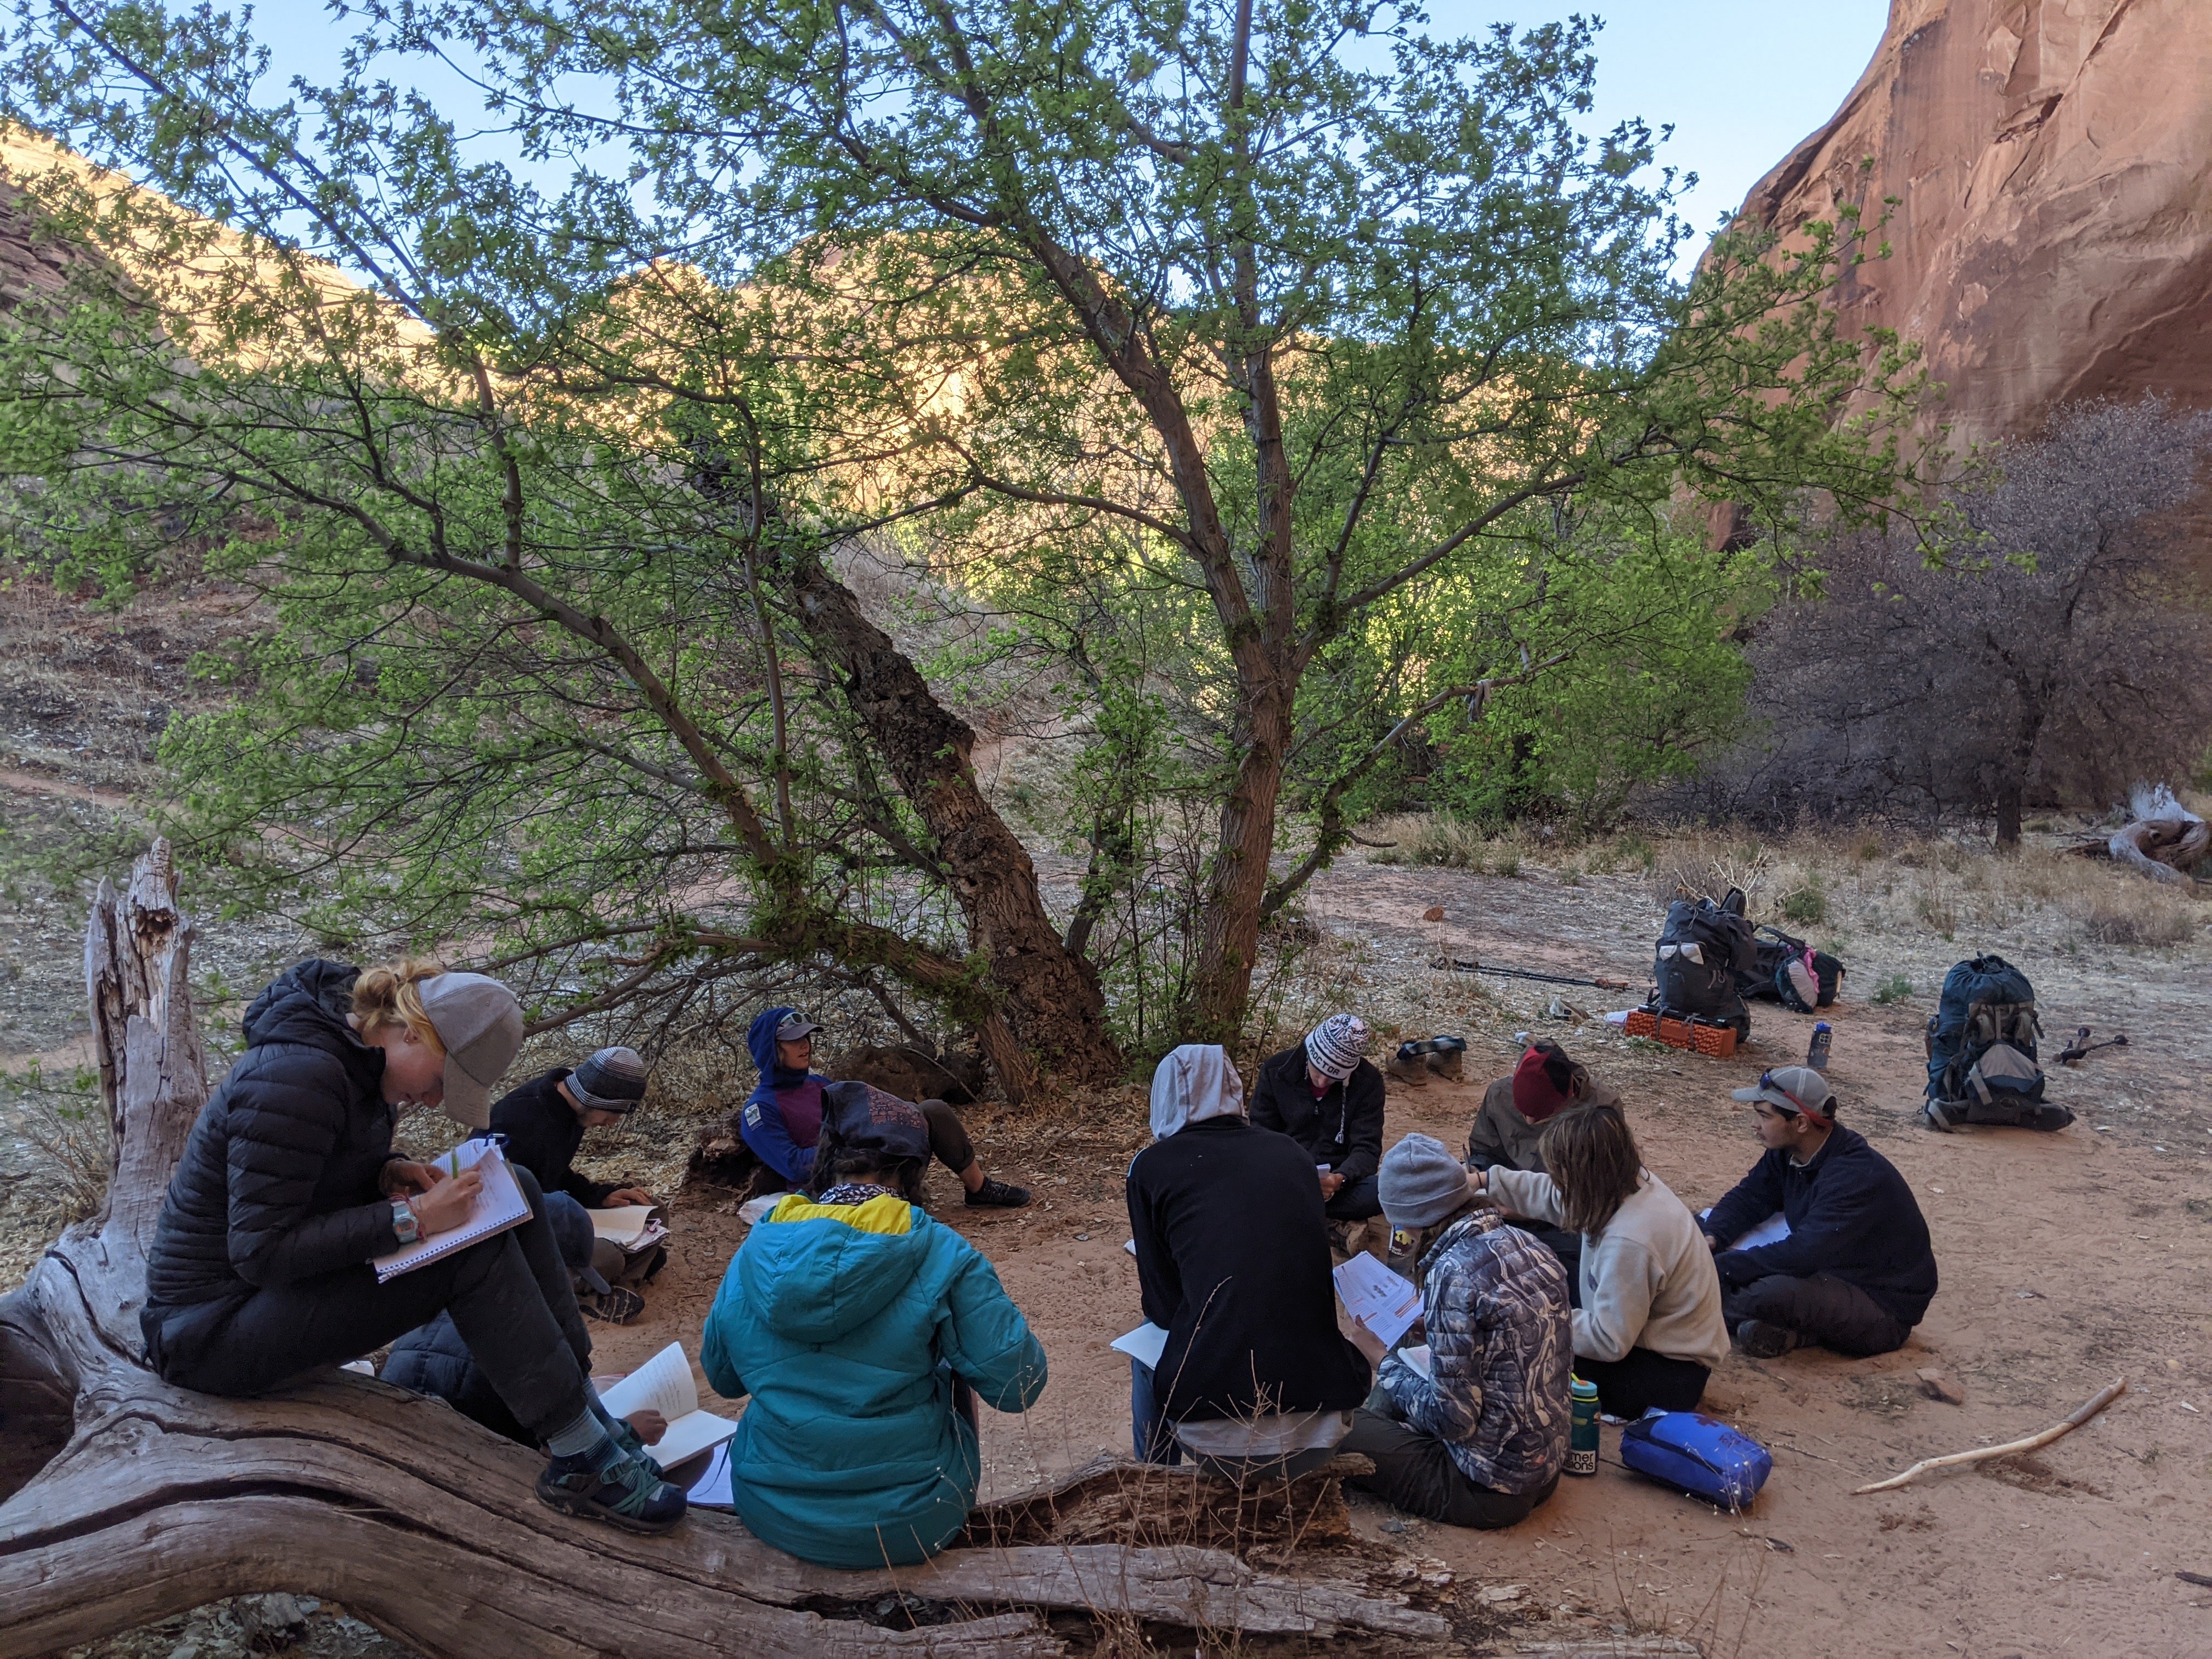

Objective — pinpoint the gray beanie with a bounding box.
[1378,1133,1472,1232]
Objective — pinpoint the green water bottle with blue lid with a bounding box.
[1567,1375,1600,1476]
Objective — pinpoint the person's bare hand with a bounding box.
[407,1169,482,1235]
[1465,1167,1488,1198]
[1347,1319,1389,1365]
[380,1160,443,1199]
[624,1409,667,1446]
[603,1187,657,1209]
[1318,1172,1345,1199]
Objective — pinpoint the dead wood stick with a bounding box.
[1852,1378,2128,1496]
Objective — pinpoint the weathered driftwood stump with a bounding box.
[0,845,1446,1658]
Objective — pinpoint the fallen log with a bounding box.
[0,844,1446,1659]
[1851,1377,2128,1496]
[2107,783,2208,885]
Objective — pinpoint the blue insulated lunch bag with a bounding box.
[1619,1411,1773,1510]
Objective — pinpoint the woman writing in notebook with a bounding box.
[140,958,687,1533]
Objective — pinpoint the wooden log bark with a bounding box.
[0,843,1444,1659]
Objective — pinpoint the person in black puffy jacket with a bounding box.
[382,1192,669,1452]
[1248,1014,1386,1231]
[140,958,685,1533]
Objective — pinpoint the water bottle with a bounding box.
[1567,1376,1600,1476]
[1807,1022,1832,1073]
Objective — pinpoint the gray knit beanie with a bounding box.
[1378,1132,1473,1232]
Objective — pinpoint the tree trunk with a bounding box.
[1186,675,1293,1041]
[788,553,1121,1099]
[1994,777,2023,849]
[2,845,1441,1658]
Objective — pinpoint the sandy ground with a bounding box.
[10,571,2212,1656]
[572,851,2212,1659]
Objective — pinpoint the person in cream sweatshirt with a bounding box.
[1478,1103,1727,1417]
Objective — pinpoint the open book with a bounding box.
[371,1139,531,1284]
[590,1205,669,1254]
[1333,1251,1422,1347]
[598,1343,738,1471]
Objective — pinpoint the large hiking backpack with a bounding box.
[1743,925,1844,1013]
[1922,954,2070,1132]
[1652,889,1756,1035]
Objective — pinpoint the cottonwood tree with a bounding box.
[3,0,1922,1048]
[419,0,1930,1034]
[1734,398,2212,842]
[0,55,1118,1095]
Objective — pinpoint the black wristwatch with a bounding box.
[390,1199,421,1245]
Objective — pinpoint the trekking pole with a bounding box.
[2056,1028,2128,1064]
[1430,955,1635,992]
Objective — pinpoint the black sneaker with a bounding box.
[1733,1319,1803,1359]
[537,1447,687,1533]
[965,1177,1030,1209]
[580,1286,646,1324]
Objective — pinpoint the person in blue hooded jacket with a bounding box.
[702,1082,1048,1567]
[737,1006,1028,1207]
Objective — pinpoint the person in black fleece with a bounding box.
[1249,1013,1386,1229]
[1126,1045,1370,1474]
[139,958,684,1533]
[1702,1066,1937,1358]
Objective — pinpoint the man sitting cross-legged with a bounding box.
[1703,1066,1938,1359]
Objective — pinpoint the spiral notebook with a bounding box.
[371,1138,532,1283]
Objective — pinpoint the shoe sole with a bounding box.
[536,1485,686,1534]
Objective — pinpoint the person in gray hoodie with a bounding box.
[1477,1103,1727,1417]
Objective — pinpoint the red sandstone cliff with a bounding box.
[1737,0,2212,445]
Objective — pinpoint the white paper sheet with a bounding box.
[684,1441,737,1509]
[1334,1252,1423,1347]
[1699,1207,1791,1250]
[1109,1323,1170,1369]
[1397,1344,1434,1381]
[371,1140,531,1283]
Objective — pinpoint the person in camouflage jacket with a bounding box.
[1342,1133,1572,1527]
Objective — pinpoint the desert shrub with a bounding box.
[2067,885,2198,947]
[1779,884,1828,924]
[1872,974,1913,1006]
[8,1060,111,1224]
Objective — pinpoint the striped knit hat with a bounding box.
[1304,1013,1372,1081]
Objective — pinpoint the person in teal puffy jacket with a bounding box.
[701,1081,1047,1567]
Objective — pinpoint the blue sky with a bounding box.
[241,2,1889,271]
[1431,3,1889,245]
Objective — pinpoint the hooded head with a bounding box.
[748,1006,819,1090]
[1148,1044,1244,1140]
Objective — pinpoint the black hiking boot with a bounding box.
[537,1446,687,1533]
[1733,1319,1804,1359]
[966,1177,1031,1209]
[580,1285,646,1324]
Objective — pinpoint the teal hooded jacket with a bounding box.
[700,1191,1047,1567]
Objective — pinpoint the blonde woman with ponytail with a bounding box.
[140,955,686,1533]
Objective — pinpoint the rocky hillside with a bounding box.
[1737,0,2212,445]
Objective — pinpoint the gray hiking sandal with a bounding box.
[537,1448,686,1533]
